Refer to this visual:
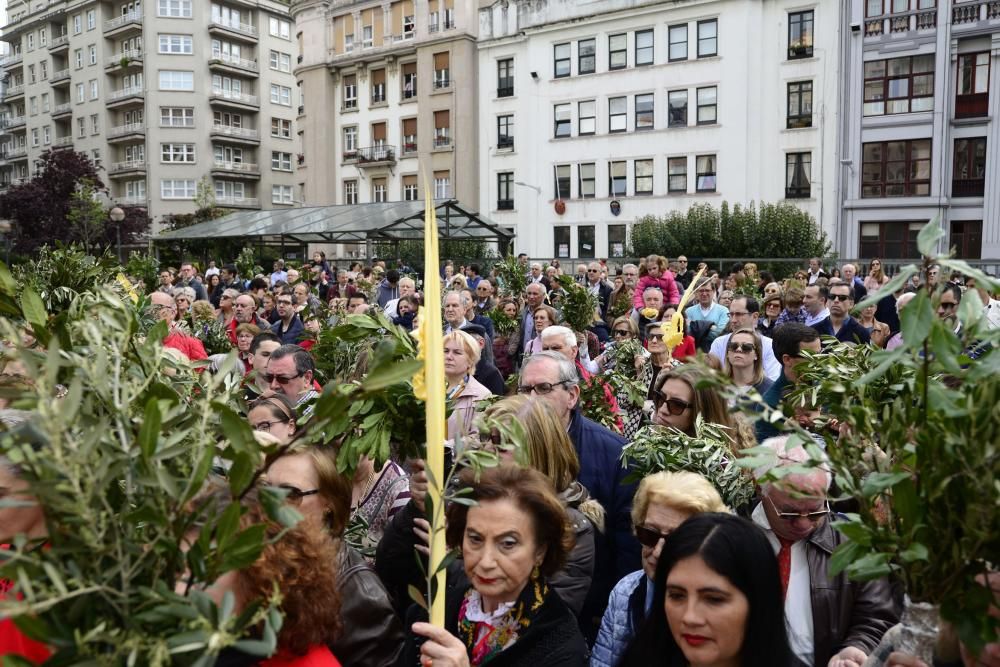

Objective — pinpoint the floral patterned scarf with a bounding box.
[457,577,548,665]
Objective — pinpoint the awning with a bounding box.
[154,199,514,247]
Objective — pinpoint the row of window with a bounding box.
[340,55,450,109]
[341,112,450,154]
[863,51,990,118]
[342,172,452,204]
[861,137,988,198]
[547,88,718,139]
[550,20,718,80]
[334,5,453,54]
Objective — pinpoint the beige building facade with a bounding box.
[0,0,301,230]
[292,0,479,255]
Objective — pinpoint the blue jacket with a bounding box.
[591,570,648,667]
[755,370,792,443]
[833,316,871,345]
[271,314,304,345]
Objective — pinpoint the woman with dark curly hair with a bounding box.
[181,482,343,666]
[402,465,587,666]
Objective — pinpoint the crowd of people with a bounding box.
[2,249,999,667]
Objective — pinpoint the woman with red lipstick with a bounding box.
[404,465,588,666]
[619,512,792,667]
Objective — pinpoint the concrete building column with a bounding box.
[982,34,1000,257]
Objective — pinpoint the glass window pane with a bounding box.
[865,60,886,78]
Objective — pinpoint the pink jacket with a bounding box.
[632,273,680,309]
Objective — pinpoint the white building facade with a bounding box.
[476,0,843,261]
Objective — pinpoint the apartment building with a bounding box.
[292,0,479,217]
[0,0,301,228]
[476,0,842,260]
[837,0,999,259]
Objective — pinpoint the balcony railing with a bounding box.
[109,159,146,174]
[210,124,259,140]
[7,147,27,159]
[952,0,1000,22]
[52,102,72,115]
[52,136,73,148]
[433,75,451,90]
[108,122,145,138]
[402,137,417,154]
[1,53,23,67]
[48,34,69,50]
[104,11,142,32]
[4,85,24,97]
[210,20,258,38]
[119,195,145,206]
[497,84,514,98]
[51,68,70,83]
[402,83,417,99]
[352,145,396,164]
[955,93,989,118]
[108,86,144,102]
[497,199,514,210]
[215,196,259,207]
[210,89,259,106]
[209,52,258,72]
[785,186,811,199]
[952,179,985,197]
[106,50,143,68]
[434,132,451,148]
[212,161,260,174]
[497,136,514,150]
[865,8,937,35]
[6,117,26,129]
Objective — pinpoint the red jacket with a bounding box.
[632,273,681,309]
[163,330,208,362]
[1,565,51,664]
[263,645,342,666]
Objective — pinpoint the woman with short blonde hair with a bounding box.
[443,329,492,443]
[593,470,728,667]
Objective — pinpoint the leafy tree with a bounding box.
[66,180,106,255]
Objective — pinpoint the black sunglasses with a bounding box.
[261,372,304,385]
[727,342,755,353]
[654,392,692,415]
[830,294,852,301]
[278,485,320,505]
[613,329,631,338]
[635,524,673,548]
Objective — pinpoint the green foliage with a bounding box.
[194,176,216,212]
[190,315,232,356]
[125,251,160,292]
[604,340,649,405]
[0,281,288,665]
[485,305,518,337]
[755,229,1000,650]
[629,201,830,261]
[307,310,425,475]
[578,376,621,434]
[621,420,756,509]
[234,246,263,281]
[370,239,497,272]
[66,181,108,255]
[554,274,600,333]
[12,244,119,317]
[490,255,528,299]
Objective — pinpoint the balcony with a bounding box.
[865,8,938,36]
[48,34,69,52]
[104,11,142,37]
[952,178,985,197]
[4,85,24,100]
[955,93,989,118]
[952,0,1000,23]
[108,159,147,177]
[52,102,72,118]
[210,124,260,144]
[434,131,451,148]
[497,136,514,150]
[402,137,417,155]
[343,145,396,167]
[50,68,71,84]
[215,196,259,208]
[497,199,514,211]
[119,195,145,206]
[52,136,73,149]
[5,116,26,130]
[105,51,143,71]
[433,75,451,90]
[211,161,261,179]
[1,53,23,68]
[107,86,144,108]
[209,88,259,110]
[107,122,145,142]
[402,83,417,100]
[7,147,27,160]
[497,85,514,98]
[209,20,258,42]
[209,52,259,76]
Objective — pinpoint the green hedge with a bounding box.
[629,201,830,260]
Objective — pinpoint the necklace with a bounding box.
[352,468,378,510]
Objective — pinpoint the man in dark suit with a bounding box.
[585,261,613,320]
[511,282,548,367]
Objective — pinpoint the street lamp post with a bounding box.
[109,206,125,263]
[0,219,11,266]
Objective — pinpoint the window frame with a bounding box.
[554,164,571,200]
[578,38,596,74]
[609,96,627,133]
[635,93,654,131]
[696,154,717,192]
[272,184,293,204]
[271,151,293,171]
[578,163,596,199]
[161,179,197,199]
[951,137,986,198]
[553,43,571,78]
[553,103,572,138]
[497,58,514,97]
[497,114,514,150]
[578,100,596,136]
[668,89,688,127]
[788,10,814,60]
[863,55,935,116]
[158,34,193,54]
[609,33,627,70]
[158,0,193,18]
[787,80,813,128]
[697,19,718,58]
[696,86,717,125]
[160,143,196,164]
[861,139,932,198]
[668,24,688,62]
[497,171,514,210]
[608,160,627,197]
[160,107,194,127]
[785,152,812,198]
[668,156,687,193]
[634,159,654,195]
[271,118,292,138]
[158,70,194,91]
[635,29,654,66]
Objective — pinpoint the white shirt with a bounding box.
[752,503,815,666]
[805,307,830,327]
[709,332,781,382]
[384,297,401,319]
[985,298,1000,330]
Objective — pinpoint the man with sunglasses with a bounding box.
[753,437,897,667]
[586,261,613,320]
[828,284,871,345]
[708,296,782,380]
[518,352,639,640]
[264,344,318,408]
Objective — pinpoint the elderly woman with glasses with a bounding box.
[172,286,196,326]
[592,471,728,667]
[650,366,756,452]
[724,328,774,403]
[758,294,784,338]
[216,288,240,328]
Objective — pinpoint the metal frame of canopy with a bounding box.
[154,200,514,257]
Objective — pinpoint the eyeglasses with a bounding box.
[262,372,304,385]
[587,269,600,273]
[613,329,632,338]
[517,380,571,395]
[479,430,502,446]
[830,294,852,302]
[635,524,673,548]
[653,392,692,415]
[647,333,665,341]
[727,342,755,353]
[278,485,320,505]
[938,302,958,310]
[766,496,829,522]
[252,419,289,433]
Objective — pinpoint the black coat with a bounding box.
[398,576,588,667]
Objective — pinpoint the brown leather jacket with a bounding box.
[331,544,405,667]
[806,519,900,666]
